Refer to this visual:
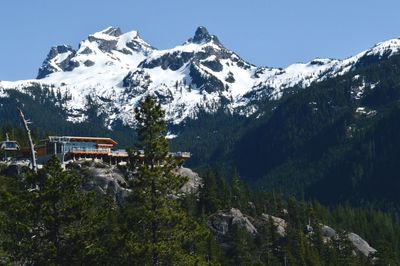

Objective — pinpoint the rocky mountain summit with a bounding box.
[1,27,400,128]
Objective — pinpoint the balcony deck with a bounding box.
[68,148,129,158]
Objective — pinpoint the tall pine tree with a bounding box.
[121,95,208,265]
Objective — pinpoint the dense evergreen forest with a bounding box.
[171,53,400,213]
[1,96,400,265]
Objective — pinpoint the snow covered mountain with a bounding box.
[1,26,400,128]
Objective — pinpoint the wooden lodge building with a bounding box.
[22,136,128,165]
[19,135,190,165]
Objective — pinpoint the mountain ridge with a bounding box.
[1,26,400,128]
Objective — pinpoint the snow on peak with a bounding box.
[366,38,400,57]
[36,26,154,80]
[2,27,400,128]
[89,26,143,45]
[87,27,152,52]
[99,26,122,36]
[91,26,123,40]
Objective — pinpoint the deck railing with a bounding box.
[170,152,191,158]
[67,147,129,156]
[69,147,110,153]
[111,149,129,156]
[67,148,188,158]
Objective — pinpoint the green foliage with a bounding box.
[226,224,262,265]
[198,169,230,215]
[194,169,388,265]
[0,156,117,265]
[220,53,400,212]
[121,95,209,265]
[0,156,399,264]
[2,54,400,264]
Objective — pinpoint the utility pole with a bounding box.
[17,108,37,173]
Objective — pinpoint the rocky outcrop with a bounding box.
[348,233,377,257]
[189,26,220,45]
[174,167,203,194]
[261,213,287,236]
[37,45,78,78]
[208,208,258,246]
[69,161,130,205]
[87,27,122,52]
[321,225,377,258]
[70,162,202,205]
[321,225,337,239]
[208,209,377,258]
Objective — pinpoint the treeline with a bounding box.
[187,169,400,265]
[2,161,400,265]
[1,95,400,265]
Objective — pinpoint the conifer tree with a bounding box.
[122,95,208,265]
[0,156,116,265]
[231,171,244,210]
[227,224,260,265]
[332,230,359,266]
[198,169,222,215]
[258,220,281,265]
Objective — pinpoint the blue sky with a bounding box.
[1,0,400,80]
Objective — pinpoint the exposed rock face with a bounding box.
[83,60,95,67]
[87,27,122,52]
[174,167,203,194]
[208,208,258,244]
[321,225,377,258]
[261,213,287,236]
[100,26,123,37]
[71,162,202,205]
[37,45,78,79]
[190,26,220,44]
[207,208,266,250]
[208,209,377,258]
[70,161,130,205]
[321,225,337,239]
[348,233,377,257]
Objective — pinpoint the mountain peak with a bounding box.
[37,45,76,79]
[89,27,123,42]
[193,26,210,42]
[190,26,220,44]
[98,26,122,37]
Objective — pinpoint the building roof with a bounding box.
[46,136,118,145]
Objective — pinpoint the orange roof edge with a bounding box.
[70,137,118,145]
[46,136,118,146]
